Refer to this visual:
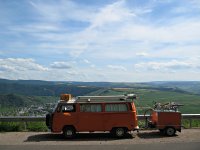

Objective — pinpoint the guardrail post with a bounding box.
[24,121,27,131]
[189,118,192,128]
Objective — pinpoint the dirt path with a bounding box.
[0,129,200,145]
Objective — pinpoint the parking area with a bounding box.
[0,129,200,145]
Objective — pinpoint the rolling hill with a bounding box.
[0,79,100,96]
[0,79,200,114]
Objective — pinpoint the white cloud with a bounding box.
[83,59,90,64]
[62,1,200,60]
[29,0,94,22]
[118,20,200,44]
[89,0,135,29]
[90,64,96,68]
[134,58,200,72]
[10,23,60,33]
[50,61,74,69]
[136,52,149,57]
[0,58,49,80]
[149,45,200,59]
[1,1,200,82]
[0,58,48,72]
[11,0,200,61]
[107,65,127,71]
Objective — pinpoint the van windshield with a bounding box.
[61,105,75,112]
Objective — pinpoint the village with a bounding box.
[0,103,56,116]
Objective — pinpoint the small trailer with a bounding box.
[144,102,183,136]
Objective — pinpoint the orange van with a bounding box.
[46,94,138,138]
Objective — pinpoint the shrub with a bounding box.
[0,122,22,132]
[26,122,48,132]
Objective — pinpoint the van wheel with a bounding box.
[63,127,76,139]
[165,127,176,136]
[113,128,126,138]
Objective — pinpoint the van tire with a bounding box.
[63,126,76,139]
[112,127,127,138]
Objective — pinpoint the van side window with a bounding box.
[105,104,128,112]
[61,105,76,112]
[80,104,102,112]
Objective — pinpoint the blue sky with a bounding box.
[0,0,200,82]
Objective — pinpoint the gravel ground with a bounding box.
[0,129,200,145]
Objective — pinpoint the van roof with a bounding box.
[59,94,137,103]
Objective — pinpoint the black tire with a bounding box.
[113,127,126,138]
[165,127,176,136]
[63,127,76,139]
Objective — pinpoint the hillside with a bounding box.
[1,79,200,95]
[145,81,200,95]
[0,94,57,107]
[0,79,200,114]
[0,79,100,96]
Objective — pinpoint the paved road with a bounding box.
[0,129,200,150]
[1,142,200,150]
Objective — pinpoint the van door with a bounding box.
[52,104,77,132]
[104,103,132,130]
[77,104,104,131]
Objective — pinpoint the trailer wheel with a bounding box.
[113,128,126,138]
[63,126,76,139]
[165,127,176,136]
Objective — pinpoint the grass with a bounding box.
[0,122,48,132]
[26,122,48,131]
[182,119,200,128]
[0,122,22,132]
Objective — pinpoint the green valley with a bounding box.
[0,79,200,115]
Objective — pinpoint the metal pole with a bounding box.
[189,118,192,128]
[24,121,28,131]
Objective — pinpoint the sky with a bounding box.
[0,0,200,82]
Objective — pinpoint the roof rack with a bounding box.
[75,94,136,103]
